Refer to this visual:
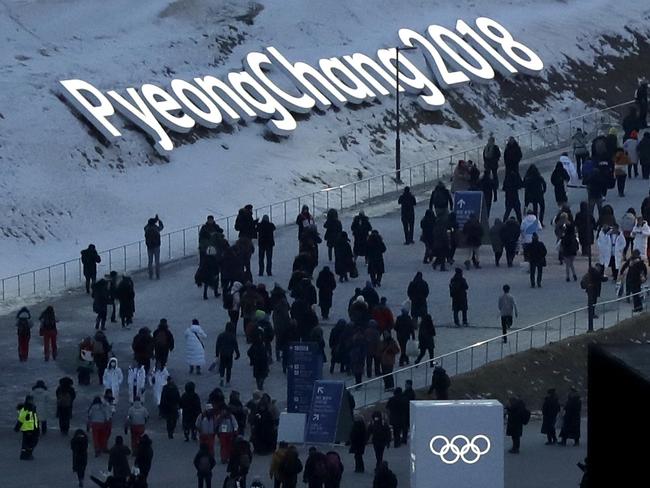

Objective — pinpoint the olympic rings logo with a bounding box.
[429,435,491,464]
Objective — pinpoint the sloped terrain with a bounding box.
[1,0,649,276]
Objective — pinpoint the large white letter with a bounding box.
[343,53,404,97]
[376,48,445,110]
[227,71,297,136]
[266,47,348,109]
[107,87,175,154]
[398,28,469,88]
[318,57,376,104]
[244,52,315,113]
[194,75,256,123]
[170,79,223,128]
[426,25,495,82]
[140,84,195,133]
[59,79,121,140]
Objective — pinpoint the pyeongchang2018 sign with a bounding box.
[59,18,543,155]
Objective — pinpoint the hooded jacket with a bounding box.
[103,358,124,401]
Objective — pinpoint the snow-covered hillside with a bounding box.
[1,0,649,276]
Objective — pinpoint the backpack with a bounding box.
[484,144,499,162]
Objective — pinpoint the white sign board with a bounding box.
[277,412,306,444]
[410,400,504,488]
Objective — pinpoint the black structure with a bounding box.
[588,344,650,488]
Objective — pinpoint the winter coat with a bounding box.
[349,419,368,455]
[623,138,639,164]
[144,220,164,249]
[449,275,468,311]
[215,330,240,359]
[334,236,354,276]
[92,280,110,314]
[180,385,202,426]
[528,240,547,267]
[597,230,626,269]
[134,436,153,477]
[614,151,631,176]
[235,209,257,239]
[153,326,175,357]
[394,313,415,343]
[429,185,453,211]
[462,218,483,247]
[88,402,109,424]
[126,401,149,426]
[108,444,131,479]
[159,383,181,418]
[324,216,343,247]
[483,141,501,169]
[398,191,416,219]
[116,278,135,319]
[366,234,387,275]
[70,431,88,474]
[502,171,523,205]
[489,220,504,253]
[349,332,368,374]
[632,222,650,257]
[638,135,650,165]
[520,215,542,244]
[256,220,276,249]
[407,276,429,309]
[127,365,146,402]
[523,172,547,205]
[561,395,582,440]
[506,399,527,437]
[541,394,560,435]
[316,268,336,308]
[504,141,523,172]
[368,421,391,447]
[184,324,207,367]
[560,231,579,258]
[248,342,269,378]
[132,330,154,365]
[80,248,101,277]
[103,358,124,400]
[418,315,436,349]
[152,367,169,405]
[500,219,520,249]
[351,215,372,257]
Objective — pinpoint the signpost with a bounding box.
[304,380,345,444]
[453,191,483,229]
[410,400,504,488]
[287,342,323,413]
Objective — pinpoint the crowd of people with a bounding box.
[10,86,650,488]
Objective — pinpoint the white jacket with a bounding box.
[102,358,124,403]
[127,365,146,403]
[152,367,169,405]
[597,231,626,269]
[623,138,639,164]
[632,222,650,257]
[520,215,542,244]
[185,323,207,366]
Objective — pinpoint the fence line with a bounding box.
[348,288,648,408]
[0,100,634,301]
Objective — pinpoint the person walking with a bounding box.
[134,434,153,483]
[429,181,454,217]
[407,272,429,325]
[631,216,650,260]
[489,218,505,267]
[560,225,579,282]
[379,332,400,391]
[498,285,518,343]
[303,446,328,488]
[334,232,354,282]
[502,169,523,222]
[107,436,131,484]
[144,215,164,280]
[506,396,530,454]
[216,407,239,465]
[125,398,149,453]
[385,388,408,447]
[367,412,391,471]
[550,161,571,207]
[70,429,88,488]
[39,306,58,361]
[572,128,589,178]
[462,213,483,269]
[323,209,343,262]
[449,268,469,326]
[394,309,414,366]
[351,211,372,263]
[102,358,123,406]
[152,363,170,411]
[235,205,257,240]
[248,336,270,390]
[541,389,561,445]
[180,382,201,442]
[613,148,631,196]
[56,377,76,435]
[501,217,520,267]
[279,445,303,488]
[316,266,336,320]
[185,319,207,375]
[324,451,344,488]
[504,136,523,173]
[153,319,175,369]
[127,362,146,405]
[559,388,582,446]
[523,165,547,225]
[256,215,276,277]
[159,376,181,439]
[15,307,33,362]
[414,314,436,363]
[92,278,110,331]
[215,322,240,387]
[639,131,650,178]
[398,187,416,245]
[623,131,639,178]
[520,209,543,261]
[482,134,501,185]
[15,395,39,460]
[619,250,647,312]
[80,244,102,295]
[528,234,547,288]
[428,365,451,399]
[366,230,387,287]
[87,397,110,457]
[349,415,367,473]
[636,81,648,128]
[480,171,498,218]
[31,380,50,435]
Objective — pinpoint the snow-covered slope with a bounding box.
[1,0,649,276]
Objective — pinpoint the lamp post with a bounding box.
[395,46,417,183]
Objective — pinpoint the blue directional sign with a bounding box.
[287,342,323,413]
[453,191,483,229]
[304,380,345,444]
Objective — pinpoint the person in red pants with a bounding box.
[87,397,110,456]
[216,407,239,464]
[16,307,33,362]
[39,306,58,361]
[125,398,149,453]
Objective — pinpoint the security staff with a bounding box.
[15,395,39,460]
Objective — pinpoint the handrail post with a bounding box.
[183,229,186,256]
[123,245,127,271]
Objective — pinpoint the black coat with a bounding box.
[500,219,520,249]
[70,432,88,474]
[523,173,547,204]
[418,315,436,348]
[506,399,527,438]
[108,444,131,479]
[235,210,257,239]
[638,136,650,165]
[366,234,386,275]
[449,275,468,311]
[256,220,276,249]
[351,215,372,257]
[462,219,483,247]
[324,218,343,246]
[407,277,429,308]
[420,213,435,247]
[541,394,560,434]
[116,278,135,319]
[92,280,110,314]
[316,269,336,307]
[81,248,101,277]
[394,314,415,342]
[334,237,354,276]
[349,419,367,455]
[528,240,547,267]
[429,186,452,211]
[398,191,416,219]
[561,395,582,440]
[504,142,523,172]
[248,342,269,378]
[159,383,181,418]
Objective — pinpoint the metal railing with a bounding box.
[348,288,648,408]
[0,100,634,301]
